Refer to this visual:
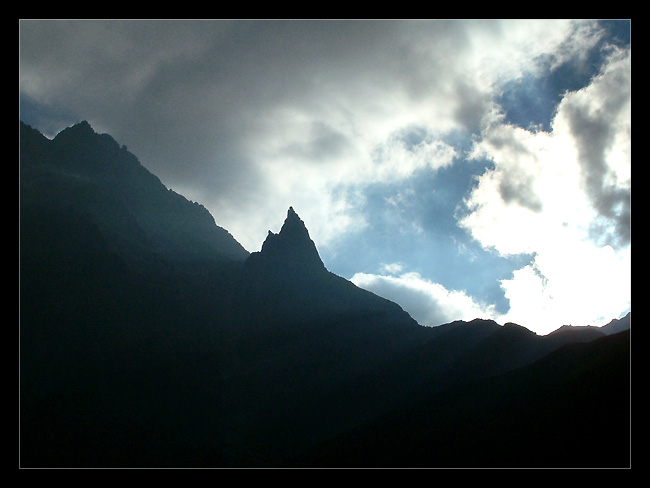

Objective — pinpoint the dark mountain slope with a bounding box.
[601,312,631,335]
[20,121,432,467]
[281,316,627,463]
[447,320,614,386]
[20,120,249,269]
[289,329,630,468]
[235,206,420,333]
[215,207,437,465]
[544,312,630,340]
[19,120,631,468]
[20,121,249,467]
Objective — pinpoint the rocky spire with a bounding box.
[250,207,326,275]
[53,120,97,141]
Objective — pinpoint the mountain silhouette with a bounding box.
[249,206,325,274]
[20,120,249,270]
[288,329,630,468]
[223,206,438,464]
[19,120,631,468]
[235,205,421,331]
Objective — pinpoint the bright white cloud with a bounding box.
[499,244,630,335]
[459,46,631,334]
[351,269,499,327]
[370,135,457,181]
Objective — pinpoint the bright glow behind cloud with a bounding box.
[459,46,631,334]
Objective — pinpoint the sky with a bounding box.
[19,19,631,335]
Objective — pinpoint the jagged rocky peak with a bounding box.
[70,119,93,132]
[253,206,326,274]
[54,120,97,141]
[21,119,250,265]
[56,120,131,153]
[276,206,311,240]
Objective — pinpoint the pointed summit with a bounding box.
[236,207,419,334]
[248,207,325,275]
[72,119,94,132]
[50,120,124,173]
[273,206,313,246]
[53,120,97,141]
[21,120,249,266]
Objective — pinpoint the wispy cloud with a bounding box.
[351,269,499,327]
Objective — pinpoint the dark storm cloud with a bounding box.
[498,174,543,213]
[19,20,415,201]
[18,19,540,202]
[562,50,631,247]
[19,20,246,188]
[453,80,494,134]
[282,122,353,163]
[476,125,545,213]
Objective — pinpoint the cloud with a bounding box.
[351,267,499,327]
[499,244,630,335]
[19,19,596,253]
[379,262,405,275]
[556,46,631,247]
[458,45,631,333]
[20,20,630,334]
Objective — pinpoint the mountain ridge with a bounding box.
[286,329,630,468]
[19,120,631,468]
[246,205,326,277]
[20,120,249,269]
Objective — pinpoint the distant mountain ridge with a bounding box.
[287,328,631,468]
[19,120,630,468]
